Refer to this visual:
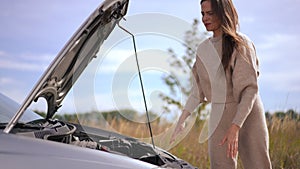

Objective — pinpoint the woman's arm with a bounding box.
[170,62,204,143]
[231,42,259,128]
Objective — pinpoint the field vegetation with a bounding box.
[37,109,299,169]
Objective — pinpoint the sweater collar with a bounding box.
[210,35,222,43]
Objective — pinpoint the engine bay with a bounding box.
[1,119,195,168]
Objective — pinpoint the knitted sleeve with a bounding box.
[232,41,259,127]
[183,59,205,113]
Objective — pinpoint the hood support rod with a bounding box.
[117,22,156,150]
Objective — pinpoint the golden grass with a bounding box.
[79,116,300,169]
[268,117,300,169]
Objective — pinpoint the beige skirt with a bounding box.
[208,96,272,169]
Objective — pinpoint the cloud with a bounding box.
[0,50,6,56]
[258,33,297,50]
[0,51,54,71]
[256,33,300,96]
[240,16,255,24]
[256,33,300,70]
[0,59,47,71]
[0,77,15,85]
[96,49,135,73]
[262,72,300,92]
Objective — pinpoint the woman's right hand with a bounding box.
[169,110,191,143]
[170,122,185,143]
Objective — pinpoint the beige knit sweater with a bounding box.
[184,34,260,128]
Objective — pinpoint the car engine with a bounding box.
[7,119,196,169]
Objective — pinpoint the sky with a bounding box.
[0,0,300,115]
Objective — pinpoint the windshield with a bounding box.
[0,93,41,124]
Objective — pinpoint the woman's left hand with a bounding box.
[219,124,240,159]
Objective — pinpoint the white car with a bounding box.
[0,0,197,168]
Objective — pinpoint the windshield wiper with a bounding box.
[0,122,42,130]
[0,123,8,129]
[117,21,156,150]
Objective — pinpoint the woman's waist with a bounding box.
[206,95,236,104]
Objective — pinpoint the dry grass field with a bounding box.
[89,116,300,169]
[54,111,299,169]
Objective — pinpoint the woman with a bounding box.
[170,0,272,168]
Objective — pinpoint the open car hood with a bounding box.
[4,0,129,133]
